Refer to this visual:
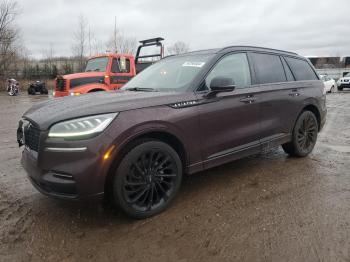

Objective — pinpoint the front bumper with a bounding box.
[21,131,115,201]
[53,90,69,97]
[339,82,350,88]
[22,150,79,199]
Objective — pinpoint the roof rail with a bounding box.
[219,45,298,55]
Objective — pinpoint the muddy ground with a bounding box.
[0,91,349,262]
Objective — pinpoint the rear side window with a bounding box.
[112,58,130,73]
[251,53,286,84]
[284,57,318,81]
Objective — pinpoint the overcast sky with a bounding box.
[17,0,350,59]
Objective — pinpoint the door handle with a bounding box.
[240,95,256,104]
[289,89,300,97]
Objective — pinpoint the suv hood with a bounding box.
[23,91,196,130]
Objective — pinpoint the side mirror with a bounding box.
[119,56,127,72]
[208,76,235,96]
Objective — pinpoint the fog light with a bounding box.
[103,145,116,160]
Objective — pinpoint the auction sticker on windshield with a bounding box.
[182,61,206,67]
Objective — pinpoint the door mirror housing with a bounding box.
[207,76,235,96]
[119,56,127,72]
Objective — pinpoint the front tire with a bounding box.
[282,111,318,157]
[113,140,183,219]
[28,87,35,95]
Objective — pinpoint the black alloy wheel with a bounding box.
[296,114,317,152]
[282,111,318,157]
[113,140,182,219]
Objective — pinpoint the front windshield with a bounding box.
[85,57,108,72]
[122,54,214,92]
[345,73,350,77]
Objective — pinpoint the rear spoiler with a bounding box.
[135,37,164,64]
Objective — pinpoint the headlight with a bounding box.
[48,113,118,139]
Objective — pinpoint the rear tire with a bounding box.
[112,140,183,219]
[282,111,318,157]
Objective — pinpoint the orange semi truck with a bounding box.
[54,38,164,97]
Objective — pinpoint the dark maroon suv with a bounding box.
[18,46,326,218]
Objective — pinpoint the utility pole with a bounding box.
[114,16,117,53]
[88,25,92,56]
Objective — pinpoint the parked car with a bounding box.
[18,46,326,219]
[320,75,336,93]
[337,72,350,91]
[27,80,48,95]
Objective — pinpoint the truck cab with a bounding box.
[54,37,164,97]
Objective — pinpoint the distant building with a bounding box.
[308,56,350,79]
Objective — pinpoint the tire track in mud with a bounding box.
[0,176,38,262]
[0,189,33,248]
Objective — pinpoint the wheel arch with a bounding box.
[72,83,109,94]
[103,130,188,199]
[301,104,321,131]
[88,88,106,92]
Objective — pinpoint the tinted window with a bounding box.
[281,57,295,81]
[112,58,130,73]
[205,53,251,89]
[122,54,214,92]
[285,57,318,81]
[251,53,286,84]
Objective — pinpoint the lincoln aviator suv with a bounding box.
[18,46,326,218]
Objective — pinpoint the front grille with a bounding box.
[24,124,40,152]
[56,78,67,91]
[70,77,104,89]
[344,79,349,83]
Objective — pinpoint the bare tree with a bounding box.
[167,41,190,55]
[0,0,19,81]
[87,24,104,55]
[43,43,54,74]
[105,17,137,54]
[0,0,17,42]
[72,15,87,71]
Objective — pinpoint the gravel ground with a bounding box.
[0,91,349,262]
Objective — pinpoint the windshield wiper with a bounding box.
[125,87,157,92]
